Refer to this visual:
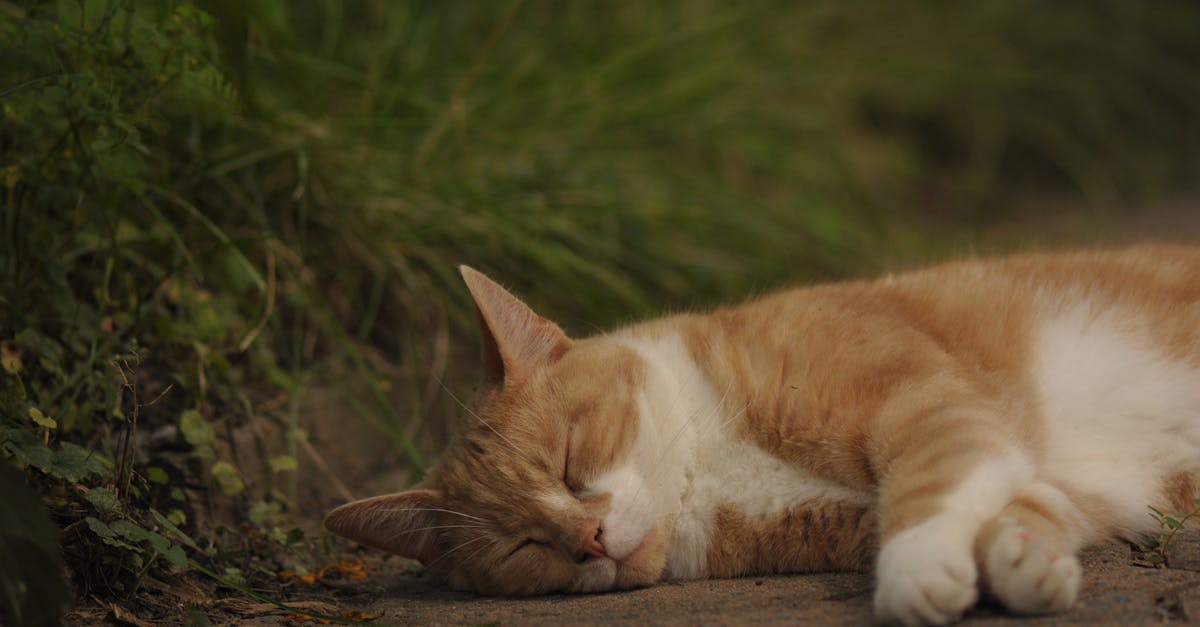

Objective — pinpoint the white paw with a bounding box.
[874,520,978,626]
[982,518,1080,614]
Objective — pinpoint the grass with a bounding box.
[1,0,1199,622]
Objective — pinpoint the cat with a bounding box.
[324,245,1200,626]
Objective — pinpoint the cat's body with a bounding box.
[326,245,1200,625]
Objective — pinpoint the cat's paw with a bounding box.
[874,521,978,626]
[981,517,1080,614]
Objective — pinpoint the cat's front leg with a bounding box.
[974,482,1085,615]
[869,393,1034,626]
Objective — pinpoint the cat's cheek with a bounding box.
[588,466,657,559]
[571,559,618,593]
[613,522,670,589]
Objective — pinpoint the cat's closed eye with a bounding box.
[563,427,583,491]
[507,538,550,559]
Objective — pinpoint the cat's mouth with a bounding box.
[609,523,667,589]
[569,523,665,593]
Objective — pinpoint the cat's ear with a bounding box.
[323,490,452,571]
[459,266,573,385]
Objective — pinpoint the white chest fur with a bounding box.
[611,331,869,580]
[1033,299,1200,535]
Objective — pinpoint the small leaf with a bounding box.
[84,487,122,514]
[146,530,171,554]
[163,543,187,568]
[1165,517,1182,530]
[149,508,197,549]
[145,466,169,485]
[51,442,110,482]
[248,500,281,525]
[269,455,298,473]
[223,567,245,586]
[179,409,214,449]
[210,461,244,496]
[84,517,140,553]
[109,519,151,543]
[29,407,56,430]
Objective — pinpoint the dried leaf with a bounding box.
[0,343,22,374]
[109,603,155,627]
[320,560,368,580]
[278,570,318,584]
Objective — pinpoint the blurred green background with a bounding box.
[2,0,1199,618]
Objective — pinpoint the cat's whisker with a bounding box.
[454,537,503,569]
[445,537,506,579]
[374,507,492,524]
[389,523,492,535]
[619,380,738,518]
[636,397,756,523]
[648,388,745,492]
[427,534,494,570]
[435,376,539,467]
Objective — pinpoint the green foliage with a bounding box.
[1147,500,1200,568]
[2,0,1200,615]
[0,462,71,627]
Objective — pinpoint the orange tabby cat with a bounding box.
[325,245,1200,625]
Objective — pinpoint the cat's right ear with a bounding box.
[459,266,573,386]
[323,490,452,570]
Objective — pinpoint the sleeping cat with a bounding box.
[325,245,1200,625]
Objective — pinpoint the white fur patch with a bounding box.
[587,330,868,580]
[874,517,978,626]
[982,515,1081,614]
[1033,299,1200,536]
[874,452,1032,625]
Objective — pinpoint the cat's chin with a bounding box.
[611,522,669,590]
[569,523,668,593]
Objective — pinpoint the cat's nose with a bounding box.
[579,521,606,559]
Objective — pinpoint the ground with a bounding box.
[373,542,1198,625]
[183,536,1199,625]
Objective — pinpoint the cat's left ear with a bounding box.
[459,266,573,385]
[324,490,453,571]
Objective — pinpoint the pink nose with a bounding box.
[580,522,605,559]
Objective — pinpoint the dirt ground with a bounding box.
[237,537,1194,626]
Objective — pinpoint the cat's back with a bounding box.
[783,245,1200,536]
[706,244,1200,370]
[673,245,1200,509]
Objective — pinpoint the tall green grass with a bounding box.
[1,0,1199,610]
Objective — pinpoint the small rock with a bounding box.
[1166,530,1200,572]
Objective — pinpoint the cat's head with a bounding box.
[324,267,675,594]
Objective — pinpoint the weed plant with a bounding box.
[2,0,1199,621]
